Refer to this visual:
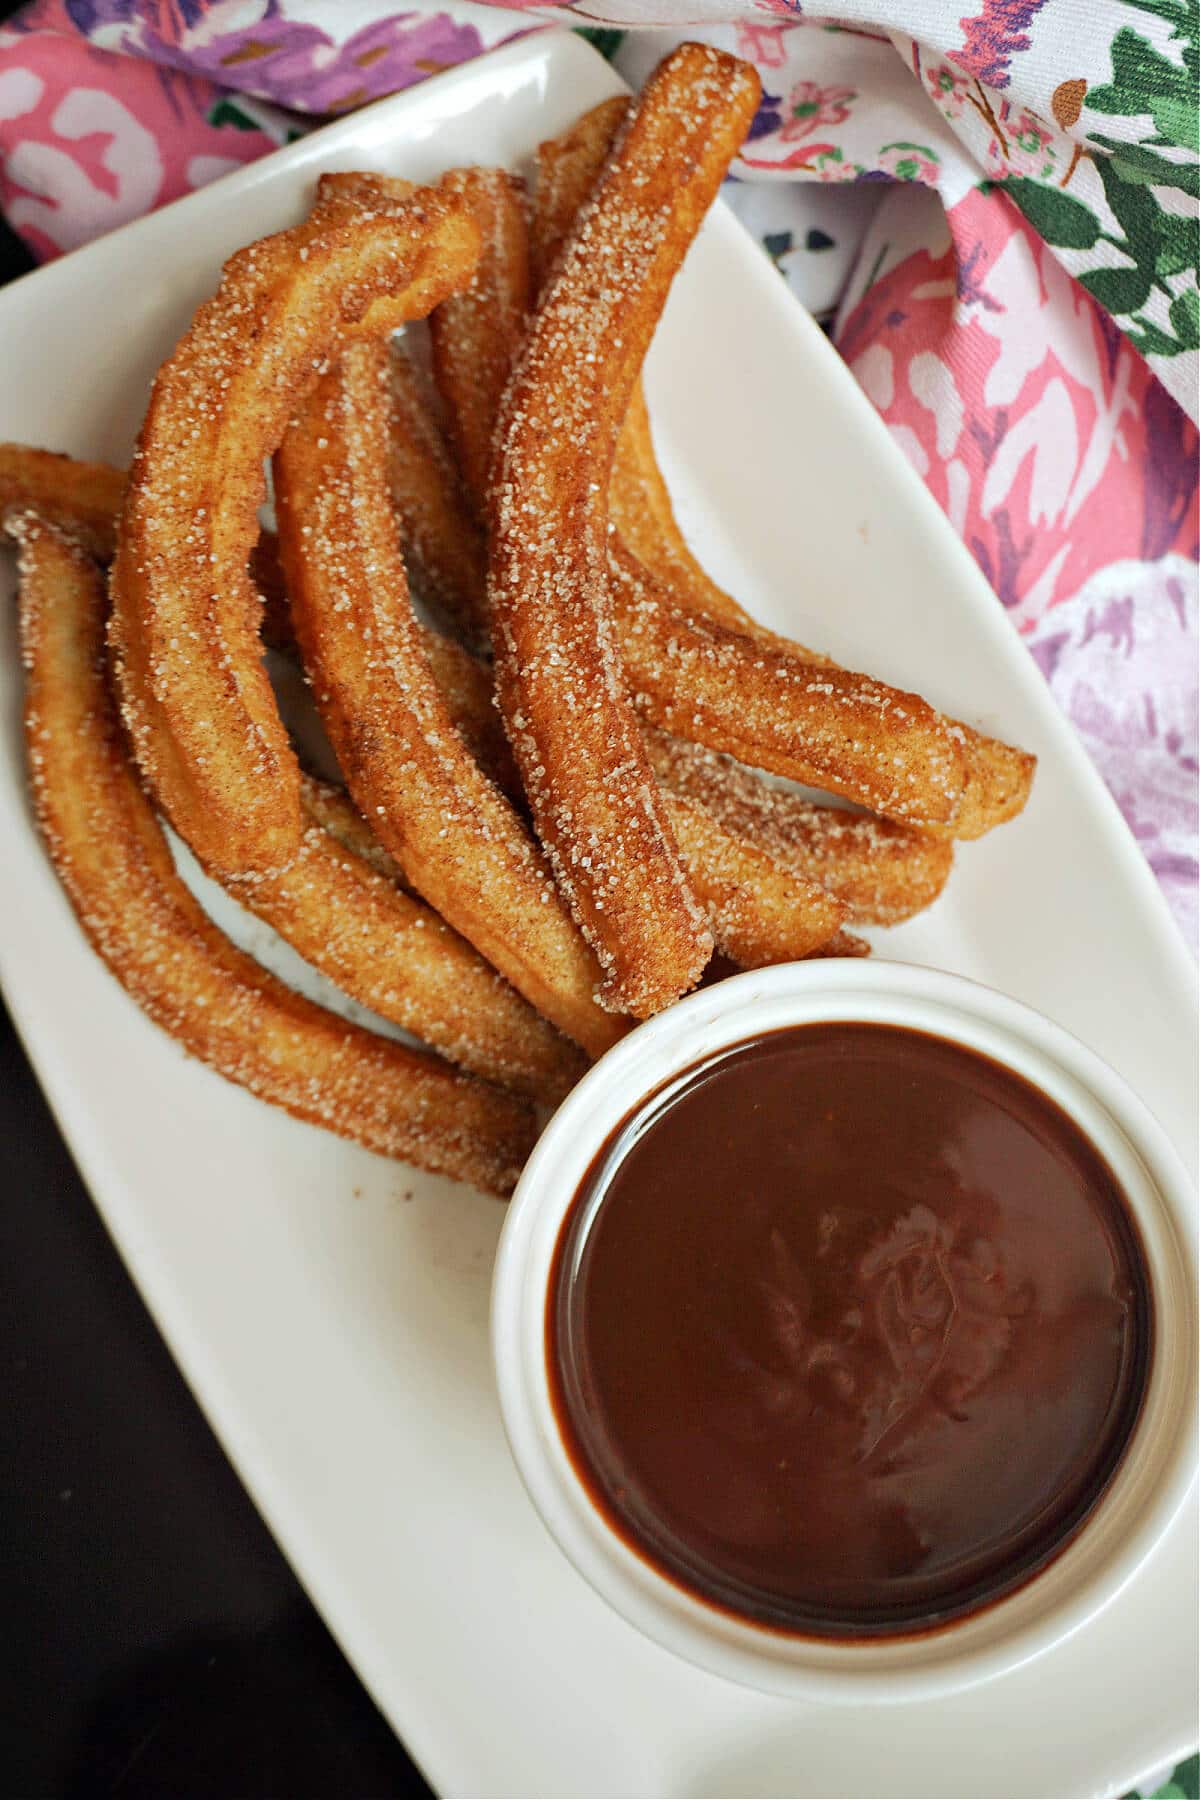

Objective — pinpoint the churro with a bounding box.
[661,790,848,967]
[0,443,125,564]
[218,778,585,1104]
[109,179,481,877]
[529,95,629,294]
[532,98,758,638]
[385,345,492,647]
[489,46,763,1014]
[645,730,953,926]
[531,106,1036,838]
[274,336,624,1059]
[10,511,534,1195]
[611,544,968,827]
[430,167,530,517]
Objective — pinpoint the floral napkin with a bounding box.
[0,0,1195,947]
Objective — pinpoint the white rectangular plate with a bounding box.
[0,33,1194,1799]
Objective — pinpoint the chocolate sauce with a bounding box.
[548,1023,1150,1637]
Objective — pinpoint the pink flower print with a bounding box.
[878,141,941,185]
[925,60,972,118]
[1000,106,1062,179]
[735,20,792,69]
[812,146,866,183]
[779,80,855,143]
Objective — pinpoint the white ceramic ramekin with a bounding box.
[491,960,1198,1703]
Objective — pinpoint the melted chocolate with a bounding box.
[548,1023,1150,1636]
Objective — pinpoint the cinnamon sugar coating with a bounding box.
[10,512,535,1196]
[274,338,623,1058]
[488,47,763,1014]
[108,180,481,876]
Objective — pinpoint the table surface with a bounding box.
[0,191,429,1794]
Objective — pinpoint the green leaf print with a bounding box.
[1002,179,1102,247]
[208,98,264,132]
[1169,287,1200,345]
[1125,314,1187,353]
[572,27,626,62]
[1080,263,1154,311]
[1088,25,1197,123]
[1096,153,1159,254]
[1153,211,1199,277]
[1151,95,1200,151]
[1094,140,1200,197]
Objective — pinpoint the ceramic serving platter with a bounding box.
[0,32,1194,1799]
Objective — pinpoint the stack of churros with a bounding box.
[0,44,1034,1197]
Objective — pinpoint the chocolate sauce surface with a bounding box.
[548,1023,1150,1636]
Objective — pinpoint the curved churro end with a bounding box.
[662,790,848,967]
[109,180,481,880]
[806,928,872,959]
[431,167,531,517]
[490,46,761,1016]
[611,546,968,831]
[645,730,955,926]
[943,728,1037,840]
[220,784,587,1107]
[531,94,630,296]
[275,336,624,1060]
[9,510,535,1196]
[0,444,126,563]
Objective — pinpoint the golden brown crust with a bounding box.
[531,110,1036,841]
[609,382,762,636]
[0,444,126,563]
[934,732,1037,840]
[298,773,407,881]
[488,46,762,1015]
[806,928,871,959]
[612,544,968,828]
[660,790,847,966]
[386,345,492,648]
[530,95,629,295]
[645,730,954,926]
[216,778,585,1104]
[531,97,757,636]
[11,512,535,1196]
[109,181,481,878]
[274,338,624,1060]
[419,626,522,798]
[430,168,531,516]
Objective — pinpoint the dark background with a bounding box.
[0,25,428,1798]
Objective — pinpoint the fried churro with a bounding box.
[532,98,759,638]
[109,180,481,877]
[430,167,530,517]
[661,790,848,967]
[218,778,585,1104]
[645,730,953,925]
[489,46,764,1014]
[529,95,629,294]
[0,443,126,565]
[611,544,968,827]
[274,336,624,1059]
[385,345,492,648]
[531,106,1036,838]
[11,511,534,1195]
